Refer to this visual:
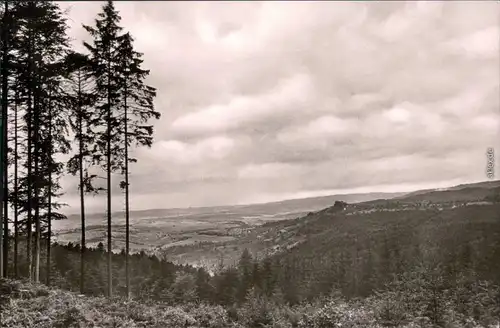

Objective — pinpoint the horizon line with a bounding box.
[62,178,498,217]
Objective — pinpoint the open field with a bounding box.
[52,192,404,265]
[52,181,500,270]
[53,205,314,253]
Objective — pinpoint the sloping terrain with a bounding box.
[0,278,236,328]
[396,180,500,202]
[51,180,500,272]
[2,277,498,328]
[52,191,404,260]
[162,181,500,275]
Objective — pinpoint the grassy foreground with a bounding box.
[0,278,235,328]
[1,277,500,328]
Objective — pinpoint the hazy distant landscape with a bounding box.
[5,178,500,327]
[52,180,500,269]
[52,192,405,259]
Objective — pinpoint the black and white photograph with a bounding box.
[0,1,499,327]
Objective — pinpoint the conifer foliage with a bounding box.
[115,30,160,298]
[82,0,160,297]
[0,0,71,282]
[0,1,159,297]
[64,50,100,293]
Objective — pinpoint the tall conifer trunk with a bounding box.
[13,87,18,278]
[124,76,130,298]
[46,90,53,286]
[78,70,86,294]
[26,22,33,281]
[0,0,10,278]
[106,42,113,298]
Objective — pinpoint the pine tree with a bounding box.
[280,257,301,305]
[82,0,125,297]
[10,0,36,280]
[195,267,213,301]
[251,262,261,292]
[9,0,70,281]
[83,1,160,297]
[44,96,54,285]
[115,31,159,298]
[0,0,21,278]
[5,7,24,276]
[41,57,72,286]
[215,266,239,306]
[0,0,11,279]
[65,51,102,294]
[12,83,19,278]
[237,248,254,303]
[32,12,41,282]
[260,257,275,297]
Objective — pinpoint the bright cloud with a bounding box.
[57,1,499,212]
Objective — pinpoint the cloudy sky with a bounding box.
[57,1,500,214]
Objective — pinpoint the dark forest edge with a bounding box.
[0,239,499,327]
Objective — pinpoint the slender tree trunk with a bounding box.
[1,0,11,276]
[46,93,53,286]
[13,86,18,278]
[46,178,52,285]
[26,25,33,281]
[124,79,130,298]
[46,185,52,285]
[0,0,9,279]
[33,50,41,283]
[26,110,33,281]
[26,109,32,280]
[33,103,40,283]
[78,71,86,294]
[3,92,7,277]
[106,53,112,298]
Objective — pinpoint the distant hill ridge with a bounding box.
[67,180,500,221]
[394,180,500,203]
[397,180,500,198]
[66,191,407,221]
